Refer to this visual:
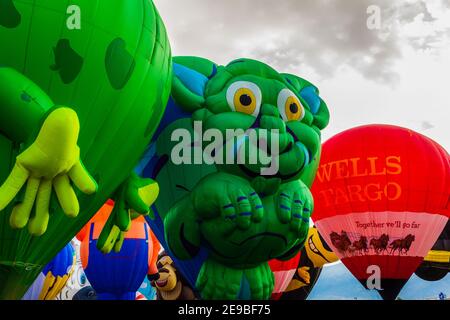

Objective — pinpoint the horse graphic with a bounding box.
[329,231,352,254]
[369,234,390,254]
[350,236,369,255]
[389,234,415,254]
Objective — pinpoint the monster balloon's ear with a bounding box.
[171,56,218,113]
[283,73,330,131]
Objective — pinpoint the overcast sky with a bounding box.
[154,0,450,150]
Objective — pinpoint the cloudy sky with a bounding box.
[154,0,450,150]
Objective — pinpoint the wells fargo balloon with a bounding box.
[0,0,171,299]
[78,201,161,300]
[22,243,75,300]
[311,125,450,300]
[415,221,449,281]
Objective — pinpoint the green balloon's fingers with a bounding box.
[277,191,292,224]
[102,230,119,254]
[234,190,252,230]
[248,191,263,222]
[124,177,159,214]
[10,177,40,229]
[305,193,314,218]
[0,163,29,211]
[53,174,79,218]
[219,196,236,221]
[113,199,131,232]
[96,210,120,253]
[113,232,125,253]
[290,192,303,232]
[28,179,52,236]
[68,161,97,194]
[301,196,312,235]
[98,225,121,254]
[298,195,311,239]
[137,180,159,208]
[127,187,150,214]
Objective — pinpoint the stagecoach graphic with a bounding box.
[329,231,416,256]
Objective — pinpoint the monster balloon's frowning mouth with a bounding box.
[230,232,288,246]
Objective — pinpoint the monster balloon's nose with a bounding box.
[259,104,286,132]
[259,104,294,154]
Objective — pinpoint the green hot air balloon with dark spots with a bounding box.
[0,0,172,299]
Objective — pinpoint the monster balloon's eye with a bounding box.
[226,81,262,116]
[277,89,305,122]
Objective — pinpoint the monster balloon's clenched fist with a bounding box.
[163,57,330,299]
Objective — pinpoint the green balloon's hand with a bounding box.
[196,259,243,300]
[0,107,97,236]
[275,179,313,235]
[191,172,264,230]
[96,173,159,253]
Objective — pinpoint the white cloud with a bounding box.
[155,0,450,150]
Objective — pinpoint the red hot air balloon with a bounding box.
[268,252,301,300]
[311,125,449,300]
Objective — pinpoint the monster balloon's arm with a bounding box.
[96,172,159,253]
[164,195,201,260]
[0,67,97,235]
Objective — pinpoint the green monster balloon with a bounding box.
[162,57,330,299]
[0,0,172,299]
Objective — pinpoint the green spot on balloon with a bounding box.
[50,39,84,84]
[0,0,21,28]
[20,92,32,103]
[105,38,136,90]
